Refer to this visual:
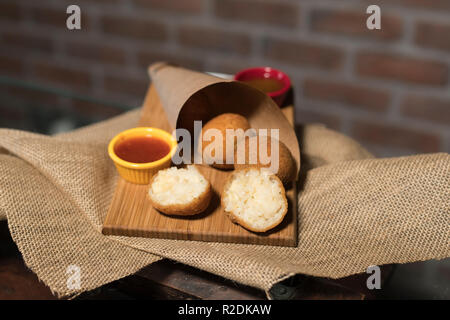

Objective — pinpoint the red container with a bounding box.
[234,67,291,107]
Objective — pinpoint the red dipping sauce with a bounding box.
[114,136,170,163]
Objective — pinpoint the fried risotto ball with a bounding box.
[200,113,250,170]
[234,135,296,185]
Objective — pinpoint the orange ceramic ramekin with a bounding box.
[108,127,177,184]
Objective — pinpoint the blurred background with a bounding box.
[1,0,449,157]
[0,0,449,299]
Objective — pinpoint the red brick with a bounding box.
[296,109,341,131]
[0,55,24,76]
[208,59,253,75]
[30,6,69,28]
[6,86,60,105]
[311,9,403,41]
[74,0,121,3]
[32,61,92,90]
[65,42,126,66]
[2,85,63,114]
[356,52,448,86]
[401,94,450,126]
[101,16,167,41]
[103,74,148,97]
[351,120,441,153]
[0,106,24,120]
[263,38,343,70]
[178,25,251,55]
[214,0,299,28]
[2,31,54,54]
[0,105,26,128]
[381,0,450,11]
[0,2,21,21]
[303,78,391,113]
[132,0,203,14]
[29,5,91,30]
[415,21,450,53]
[137,50,204,71]
[71,99,123,119]
[76,0,120,3]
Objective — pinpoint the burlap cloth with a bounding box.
[0,108,448,298]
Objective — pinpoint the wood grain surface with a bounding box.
[102,85,298,246]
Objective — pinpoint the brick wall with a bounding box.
[1,0,449,157]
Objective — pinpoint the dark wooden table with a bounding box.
[0,220,393,300]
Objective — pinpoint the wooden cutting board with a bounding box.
[102,85,298,246]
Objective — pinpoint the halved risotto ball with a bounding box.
[221,168,288,233]
[148,165,211,216]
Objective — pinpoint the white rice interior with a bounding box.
[149,165,208,206]
[222,169,286,230]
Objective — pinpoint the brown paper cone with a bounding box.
[148,62,301,175]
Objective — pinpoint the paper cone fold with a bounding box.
[149,63,301,175]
